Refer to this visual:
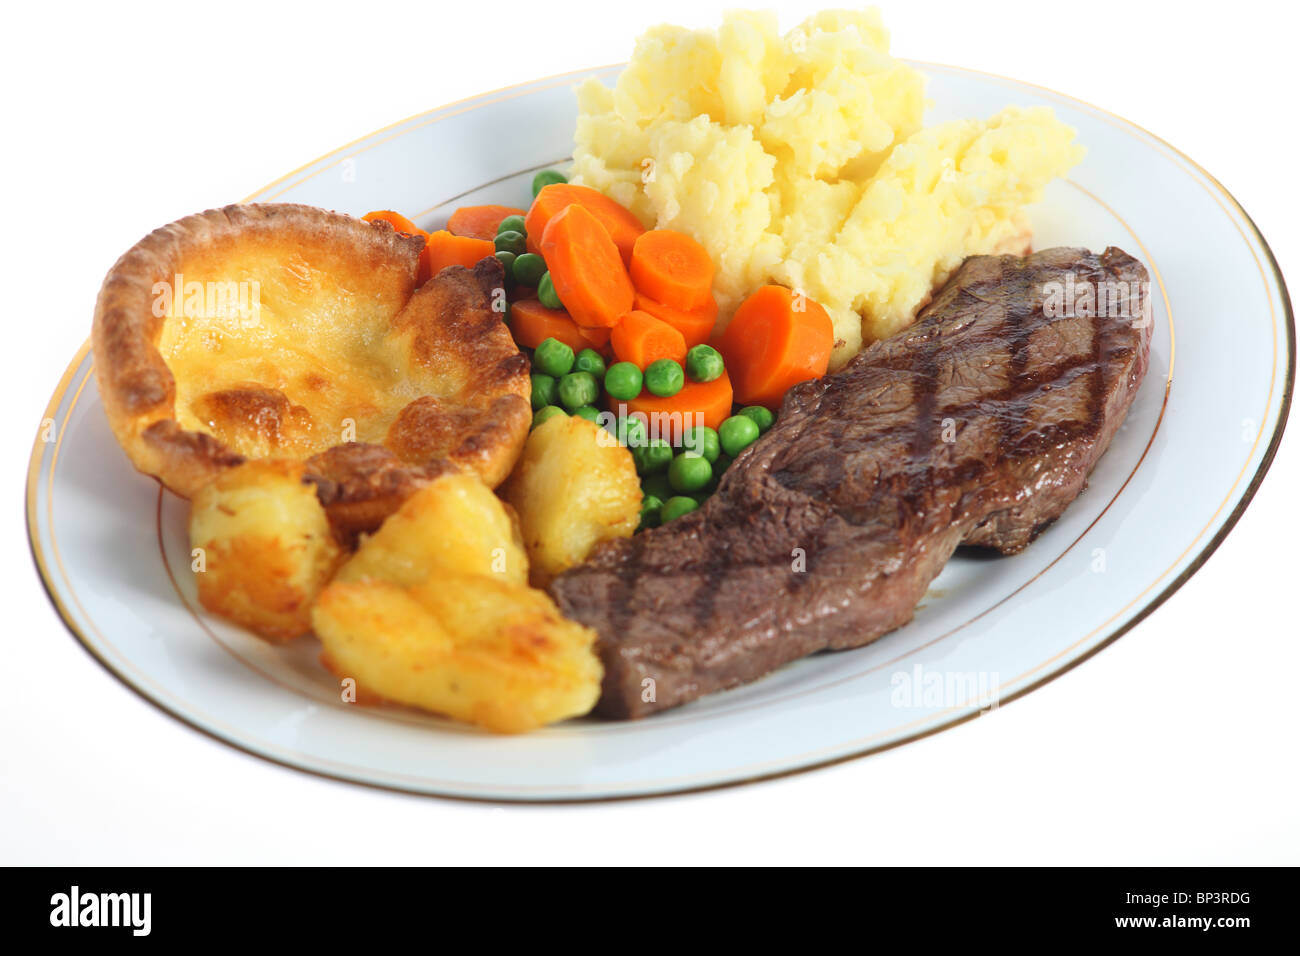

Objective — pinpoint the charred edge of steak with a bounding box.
[551,247,1153,719]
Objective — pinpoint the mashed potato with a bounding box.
[571,8,1084,367]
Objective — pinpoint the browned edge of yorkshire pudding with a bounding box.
[303,443,458,543]
[382,256,532,487]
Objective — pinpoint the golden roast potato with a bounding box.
[93,203,530,531]
[500,415,642,586]
[189,459,343,642]
[312,471,602,733]
[333,468,527,588]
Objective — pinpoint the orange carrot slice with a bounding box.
[525,183,645,264]
[629,230,714,312]
[617,370,734,439]
[610,310,687,370]
[717,285,834,410]
[447,204,526,241]
[508,298,590,353]
[419,230,495,283]
[537,204,635,329]
[578,324,612,349]
[363,210,429,240]
[634,293,718,348]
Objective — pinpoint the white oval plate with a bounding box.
[29,64,1293,801]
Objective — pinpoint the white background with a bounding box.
[3,0,1296,864]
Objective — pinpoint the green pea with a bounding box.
[685,344,725,383]
[604,362,643,401]
[530,372,557,411]
[533,337,574,377]
[532,169,568,197]
[532,405,566,428]
[639,494,664,531]
[573,405,602,423]
[739,405,776,433]
[497,214,527,237]
[495,230,526,257]
[719,414,761,457]
[513,252,547,287]
[495,250,517,280]
[660,496,699,523]
[634,438,673,475]
[682,425,720,463]
[668,452,712,493]
[558,371,599,411]
[644,359,684,398]
[538,272,563,310]
[574,348,606,379]
[642,473,672,501]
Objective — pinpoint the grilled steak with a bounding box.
[551,247,1153,718]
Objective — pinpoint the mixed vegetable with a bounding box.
[521,329,776,529]
[363,168,833,528]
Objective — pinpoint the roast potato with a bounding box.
[334,469,526,588]
[189,459,343,642]
[500,415,642,586]
[315,572,601,733]
[312,471,602,732]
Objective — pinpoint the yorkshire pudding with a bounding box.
[92,203,531,520]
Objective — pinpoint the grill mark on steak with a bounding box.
[1001,262,1037,452]
[551,247,1153,719]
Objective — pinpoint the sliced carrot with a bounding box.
[525,183,645,264]
[629,230,714,312]
[447,204,526,241]
[617,370,734,440]
[610,310,687,370]
[538,204,635,329]
[634,293,718,348]
[578,324,611,349]
[363,210,429,240]
[508,298,590,353]
[717,285,834,410]
[419,230,495,283]
[580,324,615,361]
